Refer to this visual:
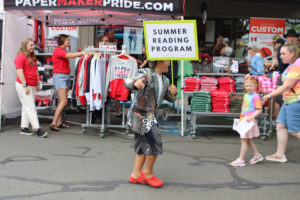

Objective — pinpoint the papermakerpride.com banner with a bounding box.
[4,0,184,15]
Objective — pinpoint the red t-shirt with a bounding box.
[52,46,70,74]
[15,53,38,86]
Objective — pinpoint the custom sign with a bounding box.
[48,26,78,38]
[47,26,78,53]
[4,0,184,16]
[249,18,286,59]
[143,20,199,60]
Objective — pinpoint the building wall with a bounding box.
[185,0,300,19]
[185,0,300,54]
[78,26,94,50]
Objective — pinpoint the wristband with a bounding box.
[22,83,28,88]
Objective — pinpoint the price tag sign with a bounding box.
[99,43,117,51]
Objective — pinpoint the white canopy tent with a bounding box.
[1,0,185,131]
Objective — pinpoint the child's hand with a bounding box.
[169,85,177,95]
[246,116,254,122]
[134,78,146,89]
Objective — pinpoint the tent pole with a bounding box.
[180,15,184,137]
[0,11,6,132]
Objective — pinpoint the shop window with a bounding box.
[95,25,124,49]
[286,18,300,33]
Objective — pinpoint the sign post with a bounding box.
[144,20,198,136]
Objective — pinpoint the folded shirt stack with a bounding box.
[183,77,201,92]
[211,90,230,112]
[191,91,211,112]
[218,76,236,93]
[230,93,243,113]
[200,76,218,91]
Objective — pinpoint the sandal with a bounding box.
[58,123,70,129]
[265,154,287,163]
[249,154,264,165]
[229,158,245,167]
[49,125,60,132]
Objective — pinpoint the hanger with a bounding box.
[118,45,129,59]
[92,52,97,58]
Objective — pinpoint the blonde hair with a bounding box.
[217,35,224,43]
[282,42,300,62]
[95,35,109,48]
[17,38,37,63]
[243,75,259,93]
[250,46,260,53]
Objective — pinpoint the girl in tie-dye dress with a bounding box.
[230,75,264,167]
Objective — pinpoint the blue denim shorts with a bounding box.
[52,73,70,91]
[276,101,300,133]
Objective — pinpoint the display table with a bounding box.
[183,72,274,140]
[189,108,269,140]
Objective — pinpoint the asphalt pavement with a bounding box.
[0,116,299,200]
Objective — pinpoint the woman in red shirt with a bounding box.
[50,34,84,131]
[15,38,48,138]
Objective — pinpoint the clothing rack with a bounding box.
[81,46,128,137]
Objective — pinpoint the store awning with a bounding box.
[4,0,185,26]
